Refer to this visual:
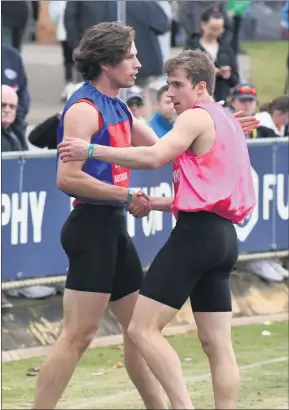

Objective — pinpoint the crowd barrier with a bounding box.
[2,138,288,285]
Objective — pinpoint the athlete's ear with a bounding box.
[196,81,206,95]
[100,63,109,73]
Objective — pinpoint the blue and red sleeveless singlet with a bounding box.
[57,82,133,207]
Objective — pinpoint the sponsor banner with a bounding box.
[2,143,288,281]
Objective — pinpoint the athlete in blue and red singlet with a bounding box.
[59,82,134,207]
[32,22,167,410]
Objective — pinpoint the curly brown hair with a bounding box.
[73,22,135,81]
[164,49,216,95]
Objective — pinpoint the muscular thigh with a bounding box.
[63,289,110,336]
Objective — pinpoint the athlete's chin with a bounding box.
[121,75,137,88]
[174,104,184,115]
[120,80,135,89]
[128,81,136,87]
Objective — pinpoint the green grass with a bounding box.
[2,322,288,409]
[242,41,288,104]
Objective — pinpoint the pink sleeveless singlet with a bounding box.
[171,102,256,224]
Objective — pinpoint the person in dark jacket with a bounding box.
[64,1,169,82]
[2,44,30,119]
[1,0,29,52]
[28,113,60,150]
[2,44,30,144]
[28,82,83,150]
[2,85,28,152]
[187,6,239,103]
[179,1,232,50]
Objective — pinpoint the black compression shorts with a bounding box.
[61,204,144,301]
[140,211,239,312]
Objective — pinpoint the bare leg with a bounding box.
[127,295,193,409]
[109,292,168,409]
[194,312,240,409]
[33,290,110,409]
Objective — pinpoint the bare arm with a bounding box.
[131,114,159,147]
[58,109,260,163]
[89,109,207,169]
[57,102,129,203]
[130,106,259,145]
[150,196,174,212]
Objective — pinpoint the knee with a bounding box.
[127,321,151,347]
[61,325,98,357]
[198,332,231,358]
[198,334,214,357]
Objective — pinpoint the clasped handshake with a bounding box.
[127,190,152,218]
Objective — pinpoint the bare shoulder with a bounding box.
[174,108,212,131]
[64,102,100,139]
[58,101,99,177]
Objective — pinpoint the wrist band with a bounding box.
[88,144,94,159]
[126,189,133,205]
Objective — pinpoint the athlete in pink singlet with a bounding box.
[58,49,257,409]
[171,101,255,223]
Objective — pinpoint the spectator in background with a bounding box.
[229,85,289,139]
[170,0,179,47]
[229,83,258,138]
[64,1,169,86]
[2,85,28,152]
[228,84,289,282]
[230,83,257,117]
[179,1,232,50]
[148,85,175,138]
[154,1,172,88]
[226,0,251,55]
[31,1,40,42]
[28,83,83,150]
[49,1,75,101]
[126,86,146,122]
[28,111,61,150]
[255,96,289,138]
[1,0,29,52]
[188,7,239,103]
[2,44,30,148]
[2,44,30,120]
[157,1,172,63]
